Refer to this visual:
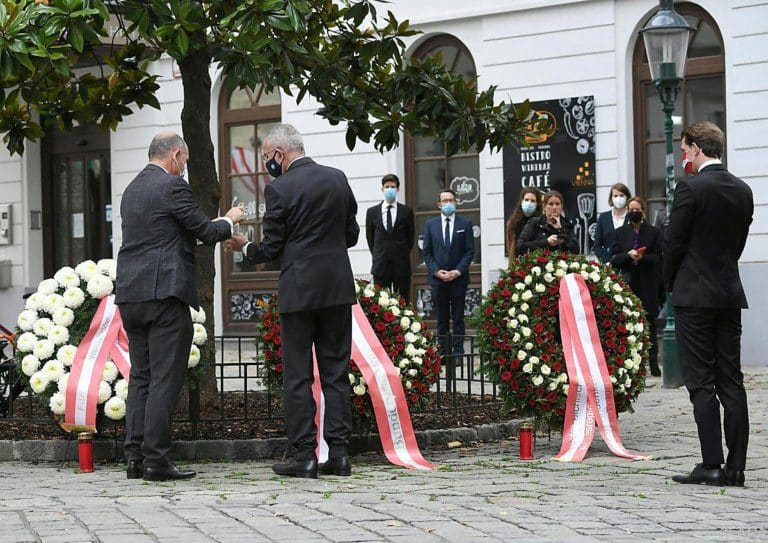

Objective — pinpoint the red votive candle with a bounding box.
[78,432,94,473]
[519,423,534,460]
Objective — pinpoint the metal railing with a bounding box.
[1,334,500,439]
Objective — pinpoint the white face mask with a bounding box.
[612,196,627,209]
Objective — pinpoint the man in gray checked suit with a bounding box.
[116,132,244,482]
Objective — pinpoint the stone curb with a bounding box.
[0,419,525,462]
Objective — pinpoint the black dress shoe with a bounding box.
[272,457,318,479]
[724,467,745,487]
[650,364,661,377]
[319,455,352,476]
[671,464,724,486]
[143,463,196,481]
[126,460,143,480]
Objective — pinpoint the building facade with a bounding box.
[1,0,766,361]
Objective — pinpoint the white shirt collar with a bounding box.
[698,158,722,172]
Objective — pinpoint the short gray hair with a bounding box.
[148,133,186,159]
[264,124,305,153]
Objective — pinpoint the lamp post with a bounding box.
[639,0,693,388]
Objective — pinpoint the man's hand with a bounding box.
[224,234,248,253]
[435,270,450,282]
[225,206,246,224]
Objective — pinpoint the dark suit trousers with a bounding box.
[280,304,353,458]
[432,281,467,353]
[675,307,749,470]
[120,298,193,467]
[373,274,411,304]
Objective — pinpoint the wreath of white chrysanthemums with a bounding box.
[14,259,207,421]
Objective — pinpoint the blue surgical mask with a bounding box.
[265,151,283,177]
[521,201,537,215]
[441,203,456,216]
[383,188,397,202]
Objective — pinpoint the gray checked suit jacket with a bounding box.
[115,164,231,309]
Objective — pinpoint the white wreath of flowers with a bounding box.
[14,259,207,421]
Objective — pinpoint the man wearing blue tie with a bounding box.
[422,189,474,356]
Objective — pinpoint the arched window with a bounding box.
[633,2,725,223]
[406,35,482,318]
[218,84,281,333]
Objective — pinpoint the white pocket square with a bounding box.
[456,229,465,233]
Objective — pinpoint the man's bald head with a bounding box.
[149,132,186,160]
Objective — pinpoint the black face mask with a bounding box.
[265,150,283,177]
[628,211,643,223]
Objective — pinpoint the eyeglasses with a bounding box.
[439,198,455,203]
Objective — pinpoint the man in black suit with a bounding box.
[664,121,753,487]
[226,124,359,479]
[116,132,244,481]
[422,189,474,357]
[365,174,415,303]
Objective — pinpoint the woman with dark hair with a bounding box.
[610,196,662,377]
[594,182,631,263]
[505,187,543,266]
[517,190,579,255]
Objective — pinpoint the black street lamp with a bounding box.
[639,0,693,388]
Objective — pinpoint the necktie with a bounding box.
[444,217,451,246]
[386,205,393,233]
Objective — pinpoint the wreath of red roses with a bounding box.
[257,280,442,428]
[477,250,649,428]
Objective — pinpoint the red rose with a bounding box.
[263,332,273,341]
[501,289,512,298]
[510,358,521,370]
[409,393,419,404]
[375,322,386,332]
[274,336,281,346]
[370,304,381,314]
[489,326,499,335]
[392,325,401,333]
[395,334,405,343]
[501,371,512,382]
[383,312,396,323]
[277,347,282,357]
[546,391,558,402]
[534,323,545,334]
[537,256,548,264]
[540,402,552,411]
[551,362,562,372]
[484,306,494,316]
[275,363,283,373]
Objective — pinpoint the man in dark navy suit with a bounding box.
[665,121,753,487]
[226,124,359,479]
[366,173,415,303]
[117,132,244,481]
[422,189,474,356]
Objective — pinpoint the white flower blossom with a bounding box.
[511,293,520,303]
[521,290,533,301]
[507,319,519,329]
[114,379,128,400]
[193,323,207,344]
[412,357,423,366]
[543,272,555,283]
[25,292,45,311]
[102,361,119,382]
[555,269,566,278]
[389,306,400,317]
[589,272,601,283]
[610,375,617,384]
[634,322,644,334]
[17,310,38,331]
[52,307,75,328]
[624,359,634,369]
[29,372,50,394]
[87,274,114,299]
[348,373,356,385]
[525,343,534,351]
[43,292,65,313]
[507,308,516,317]
[48,325,69,346]
[58,373,69,393]
[534,284,545,293]
[540,364,551,376]
[54,267,81,289]
[562,383,570,393]
[21,355,41,377]
[512,333,521,343]
[520,302,529,312]
[408,369,418,377]
[49,392,66,415]
[97,381,112,404]
[532,375,544,386]
[33,318,54,337]
[42,359,65,382]
[524,275,532,285]
[362,287,375,298]
[548,382,558,391]
[529,355,539,365]
[404,380,412,390]
[545,262,554,272]
[37,278,59,296]
[403,309,414,317]
[517,350,527,360]
[96,258,115,276]
[580,270,590,280]
[62,287,85,309]
[624,378,632,388]
[398,359,408,369]
[190,306,207,324]
[16,332,38,353]
[33,339,55,360]
[400,317,411,329]
[404,332,417,343]
[188,345,201,368]
[104,396,127,420]
[612,283,623,292]
[404,344,417,357]
[410,321,421,333]
[353,384,366,396]
[613,294,624,304]
[57,344,77,366]
[521,327,531,338]
[569,262,581,270]
[558,373,568,383]
[515,282,525,291]
[75,260,99,281]
[531,266,542,276]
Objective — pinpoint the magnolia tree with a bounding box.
[1,0,549,399]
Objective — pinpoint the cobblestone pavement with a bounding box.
[0,370,766,543]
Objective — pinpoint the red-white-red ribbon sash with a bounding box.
[555,273,649,462]
[312,303,435,469]
[62,295,131,433]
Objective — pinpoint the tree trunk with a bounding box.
[177,49,220,407]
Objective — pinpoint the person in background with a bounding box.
[365,173,415,303]
[422,189,474,357]
[594,182,631,263]
[610,197,662,377]
[517,190,579,255]
[665,121,753,488]
[505,187,543,266]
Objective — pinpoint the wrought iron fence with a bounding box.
[1,333,501,439]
